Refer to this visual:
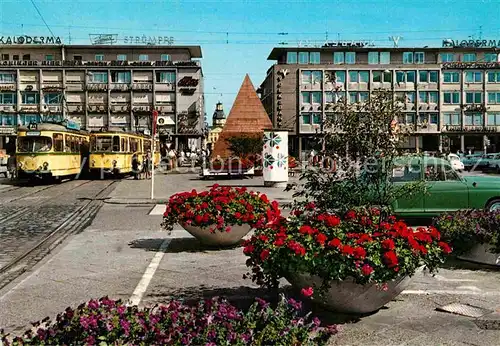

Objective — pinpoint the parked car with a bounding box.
[391,157,500,217]
[447,153,464,172]
[486,154,500,174]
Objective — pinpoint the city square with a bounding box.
[1,0,500,344]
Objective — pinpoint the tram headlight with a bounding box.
[43,162,49,169]
[17,162,23,168]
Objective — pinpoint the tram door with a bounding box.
[80,138,90,178]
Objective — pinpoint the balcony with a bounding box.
[0,104,16,113]
[110,104,130,113]
[87,105,107,113]
[19,104,39,113]
[110,83,131,92]
[131,83,152,91]
[67,104,85,113]
[86,83,108,91]
[0,83,16,92]
[155,83,175,92]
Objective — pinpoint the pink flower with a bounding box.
[301,286,314,297]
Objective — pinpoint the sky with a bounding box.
[1,0,499,125]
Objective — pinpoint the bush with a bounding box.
[244,205,451,293]
[433,209,500,255]
[0,296,338,346]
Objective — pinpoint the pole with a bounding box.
[151,110,158,200]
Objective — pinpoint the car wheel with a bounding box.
[486,199,500,212]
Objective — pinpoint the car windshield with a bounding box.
[17,136,53,153]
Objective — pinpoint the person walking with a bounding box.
[132,153,139,180]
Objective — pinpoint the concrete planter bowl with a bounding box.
[286,267,423,314]
[181,223,252,247]
[457,243,500,266]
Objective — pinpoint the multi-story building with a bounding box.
[206,101,226,152]
[0,43,204,154]
[259,43,500,158]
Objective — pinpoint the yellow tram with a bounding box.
[16,122,90,180]
[89,130,160,176]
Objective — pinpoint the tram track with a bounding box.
[0,180,117,290]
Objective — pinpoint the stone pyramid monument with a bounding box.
[211,74,273,158]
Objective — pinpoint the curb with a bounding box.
[104,199,168,205]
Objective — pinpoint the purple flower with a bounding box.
[117,305,126,314]
[120,319,130,335]
[79,317,89,330]
[313,317,321,327]
[87,299,99,310]
[287,298,302,310]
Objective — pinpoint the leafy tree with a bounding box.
[225,135,263,159]
[288,90,426,214]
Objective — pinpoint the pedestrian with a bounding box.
[146,150,152,179]
[132,153,139,180]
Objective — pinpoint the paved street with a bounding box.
[0,173,500,345]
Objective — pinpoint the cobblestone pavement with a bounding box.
[0,179,116,271]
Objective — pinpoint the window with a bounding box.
[403,52,414,64]
[325,91,345,103]
[440,53,455,62]
[333,52,344,64]
[302,113,311,124]
[349,71,369,83]
[155,71,176,83]
[0,73,15,83]
[298,52,309,64]
[332,71,346,83]
[380,52,390,64]
[95,54,104,61]
[487,113,500,126]
[311,92,322,104]
[312,113,322,125]
[53,133,63,152]
[398,113,416,124]
[419,91,438,103]
[443,71,460,83]
[121,138,127,152]
[465,71,482,83]
[0,93,16,104]
[372,71,392,83]
[21,92,39,104]
[45,55,53,61]
[74,55,82,61]
[429,113,439,124]
[390,162,422,182]
[414,52,425,64]
[368,52,379,64]
[301,92,311,104]
[117,54,127,61]
[89,72,108,83]
[287,52,298,64]
[396,92,415,103]
[488,71,500,83]
[301,71,311,85]
[465,113,483,126]
[1,115,15,126]
[13,55,19,61]
[139,54,149,61]
[111,71,131,83]
[22,54,30,61]
[488,92,500,104]
[465,92,483,104]
[44,93,62,104]
[349,92,369,103]
[160,54,171,61]
[484,53,499,62]
[396,71,415,83]
[112,136,120,152]
[1,54,8,60]
[419,70,438,83]
[463,53,476,62]
[345,52,356,64]
[443,112,460,125]
[443,91,460,104]
[309,52,320,64]
[311,71,322,84]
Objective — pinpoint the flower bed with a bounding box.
[433,209,500,260]
[243,206,450,311]
[162,184,280,234]
[0,296,338,345]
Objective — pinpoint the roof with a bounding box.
[17,123,88,134]
[1,45,203,58]
[211,74,272,158]
[267,46,499,60]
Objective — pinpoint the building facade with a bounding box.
[206,101,226,151]
[0,43,204,154]
[259,44,500,158]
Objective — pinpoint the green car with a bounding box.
[390,157,500,217]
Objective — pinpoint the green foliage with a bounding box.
[225,135,263,158]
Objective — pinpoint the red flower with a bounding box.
[299,225,317,235]
[353,247,366,259]
[258,235,269,242]
[324,215,341,227]
[345,210,357,220]
[438,241,452,254]
[201,202,208,209]
[260,249,270,261]
[357,234,373,244]
[316,233,328,246]
[393,221,408,233]
[305,202,316,210]
[301,286,314,297]
[383,251,399,268]
[243,244,255,254]
[342,245,354,256]
[234,212,242,219]
[429,226,441,240]
[194,215,203,224]
[361,264,374,276]
[260,194,269,203]
[274,238,285,247]
[382,239,395,250]
[328,238,342,248]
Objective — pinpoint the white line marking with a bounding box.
[402,289,500,296]
[149,204,166,215]
[128,238,171,306]
[433,275,477,282]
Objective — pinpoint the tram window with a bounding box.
[53,133,63,152]
[70,136,79,152]
[130,138,138,152]
[64,135,72,152]
[121,138,126,152]
[95,136,112,151]
[17,136,52,152]
[144,139,151,152]
[90,136,96,151]
[112,136,120,152]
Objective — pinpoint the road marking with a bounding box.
[433,275,477,282]
[149,204,165,215]
[402,289,500,296]
[128,238,171,306]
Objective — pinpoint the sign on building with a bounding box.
[442,39,500,48]
[322,40,375,48]
[123,35,175,45]
[89,34,118,45]
[0,35,62,45]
